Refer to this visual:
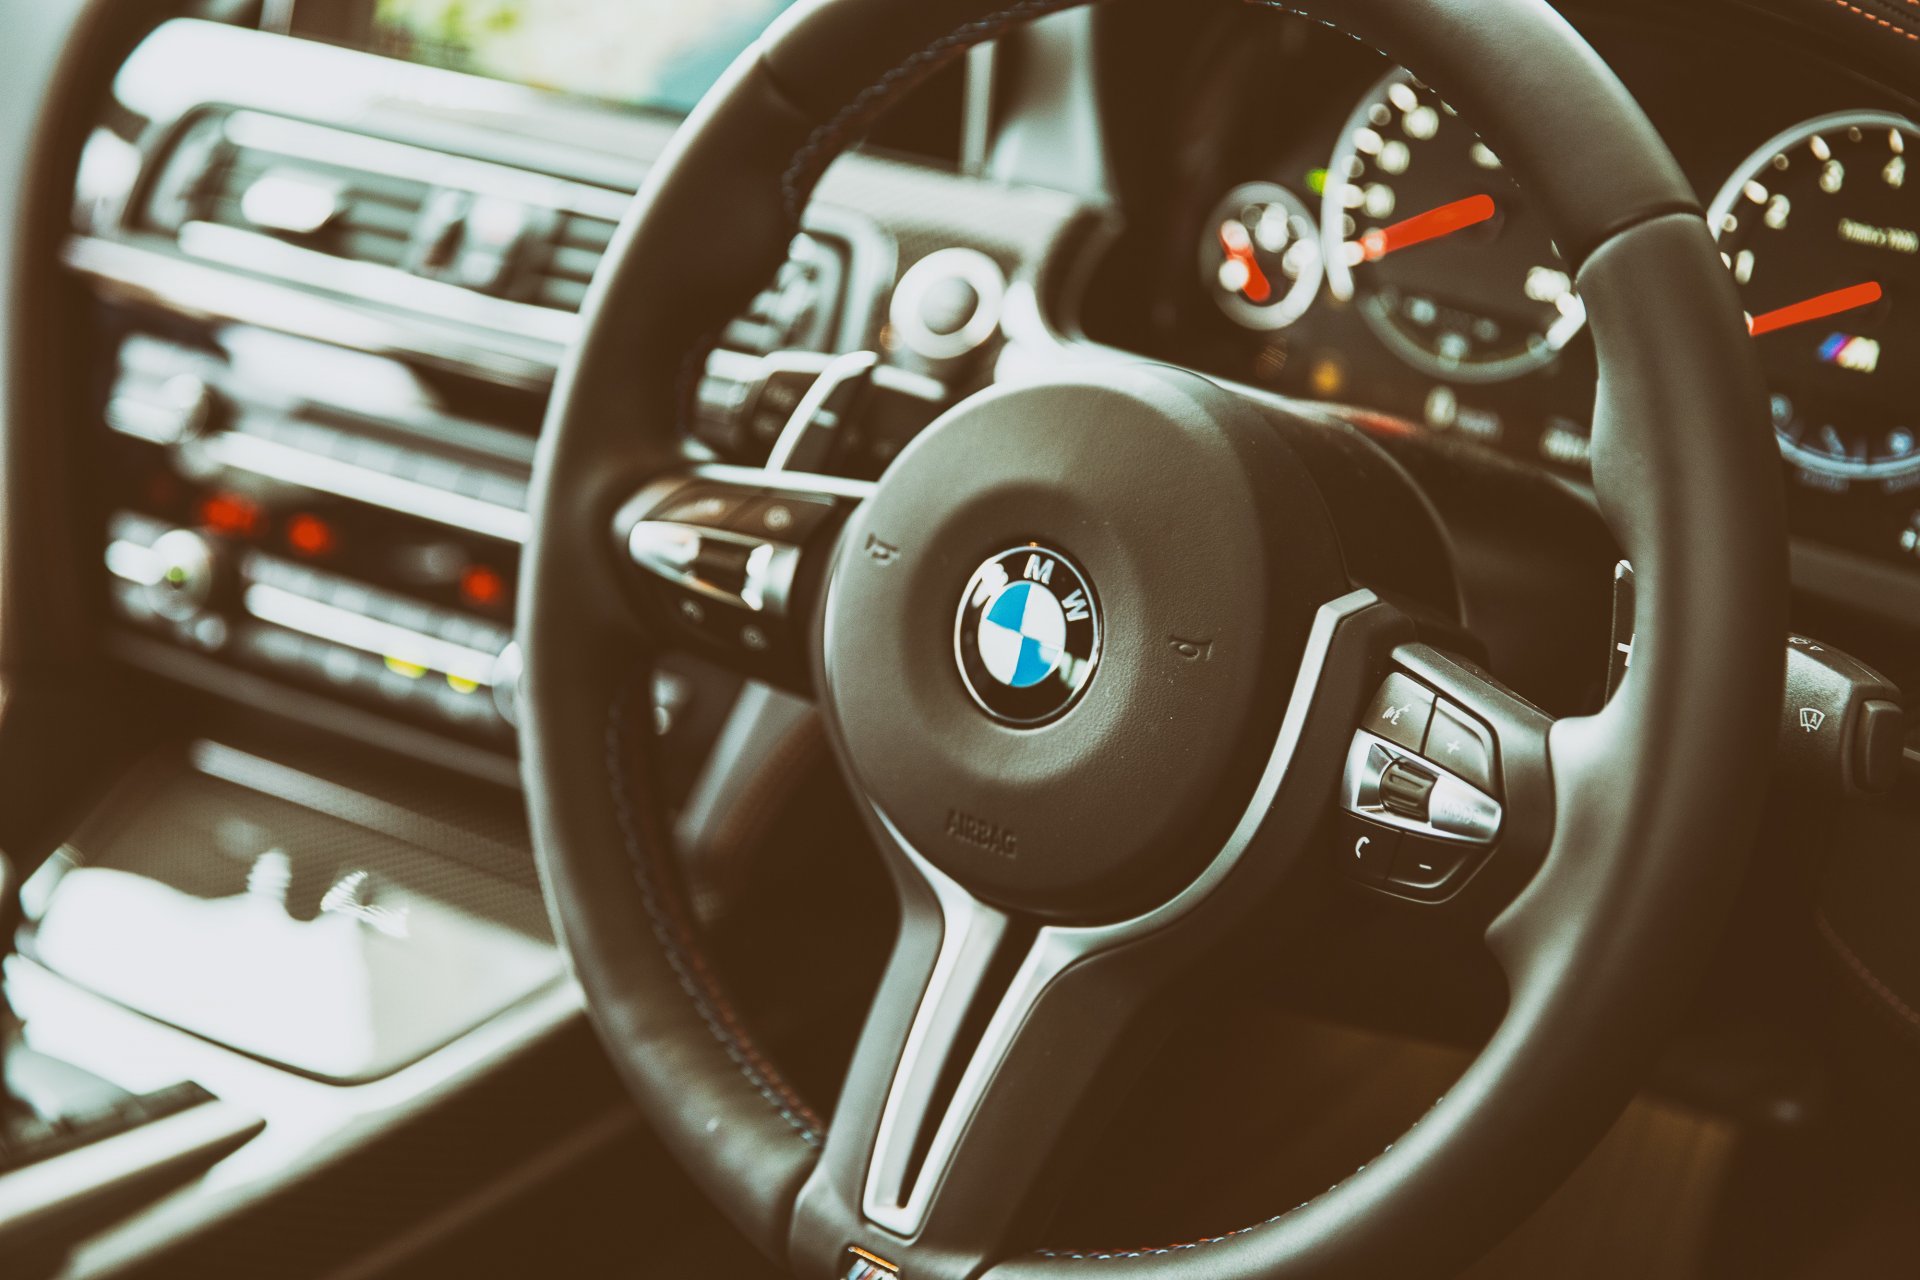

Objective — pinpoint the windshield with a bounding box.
[367,0,800,114]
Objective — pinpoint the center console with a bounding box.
[0,6,1091,1270]
[76,42,892,754]
[14,14,898,1273]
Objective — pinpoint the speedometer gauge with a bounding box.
[1709,111,1918,484]
[1321,68,1585,383]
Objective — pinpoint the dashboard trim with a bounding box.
[217,109,635,226]
[174,220,583,348]
[104,633,522,789]
[64,234,562,391]
[198,429,533,544]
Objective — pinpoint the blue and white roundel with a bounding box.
[976,581,1068,689]
[955,545,1100,726]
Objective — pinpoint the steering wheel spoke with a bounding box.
[792,836,1169,1274]
[786,588,1419,1276]
[613,465,871,689]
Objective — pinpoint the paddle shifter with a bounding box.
[1609,562,1906,796]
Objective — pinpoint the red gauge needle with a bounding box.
[1219,222,1273,304]
[1747,281,1884,337]
[1360,193,1497,262]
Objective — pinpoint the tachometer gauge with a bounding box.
[1709,111,1918,484]
[1202,182,1323,330]
[1321,68,1585,383]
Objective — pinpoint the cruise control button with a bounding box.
[728,493,835,542]
[1362,673,1434,751]
[1387,837,1472,894]
[1425,700,1497,793]
[650,486,747,529]
[1335,815,1398,885]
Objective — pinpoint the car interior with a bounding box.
[6,0,1920,1276]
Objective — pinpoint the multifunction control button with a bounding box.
[1426,699,1497,792]
[1362,673,1434,752]
[624,480,841,667]
[1335,813,1398,886]
[1337,671,1504,901]
[1387,840,1472,894]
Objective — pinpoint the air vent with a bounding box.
[133,113,860,363]
[180,134,430,271]
[720,234,848,354]
[520,211,617,312]
[518,216,849,359]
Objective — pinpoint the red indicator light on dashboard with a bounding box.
[200,492,262,538]
[286,513,337,558]
[460,564,505,608]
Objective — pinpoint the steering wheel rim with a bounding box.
[518,1,1787,1276]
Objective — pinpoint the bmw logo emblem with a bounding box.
[955,545,1101,726]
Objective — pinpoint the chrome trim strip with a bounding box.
[176,221,581,347]
[625,521,801,616]
[1339,730,1503,844]
[222,110,633,224]
[242,584,502,685]
[690,463,878,504]
[63,236,560,391]
[200,431,531,544]
[858,588,1378,1235]
[863,873,1010,1229]
[0,1098,262,1232]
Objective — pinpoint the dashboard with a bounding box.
[72,2,1920,770]
[51,0,1920,796]
[1081,4,1920,579]
[59,13,1060,773]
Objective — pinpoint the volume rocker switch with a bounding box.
[1424,699,1497,793]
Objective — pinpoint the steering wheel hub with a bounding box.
[820,366,1349,919]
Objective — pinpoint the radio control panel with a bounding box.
[100,334,527,743]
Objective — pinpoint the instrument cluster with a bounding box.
[1088,10,1920,578]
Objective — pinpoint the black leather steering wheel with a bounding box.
[519,1,1788,1276]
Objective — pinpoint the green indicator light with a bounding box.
[1305,167,1329,195]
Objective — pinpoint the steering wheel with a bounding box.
[519,0,1786,1275]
